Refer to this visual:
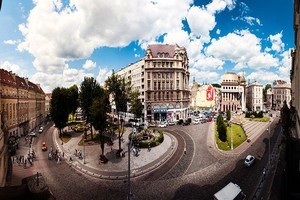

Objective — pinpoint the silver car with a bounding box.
[244,155,255,167]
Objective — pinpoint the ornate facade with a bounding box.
[246,81,263,111]
[220,72,246,112]
[144,44,190,121]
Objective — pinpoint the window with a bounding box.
[154,82,157,90]
[148,72,150,79]
[147,80,150,89]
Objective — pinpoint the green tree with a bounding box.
[106,71,131,155]
[68,84,79,117]
[89,88,109,160]
[226,110,231,121]
[79,77,101,139]
[129,90,143,119]
[218,122,227,142]
[50,87,70,137]
[263,84,272,102]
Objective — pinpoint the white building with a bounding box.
[116,44,190,122]
[246,81,263,111]
[221,72,246,113]
[273,83,291,110]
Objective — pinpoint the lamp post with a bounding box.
[127,128,135,200]
[230,120,233,150]
[268,117,272,167]
[83,128,86,164]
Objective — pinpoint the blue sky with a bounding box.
[0,0,294,93]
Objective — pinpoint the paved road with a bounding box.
[8,115,282,200]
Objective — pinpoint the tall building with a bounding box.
[220,72,246,113]
[0,104,8,187]
[272,81,291,110]
[246,81,263,111]
[266,88,273,109]
[116,44,190,122]
[0,69,46,136]
[144,44,190,122]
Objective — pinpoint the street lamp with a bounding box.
[268,117,272,167]
[83,128,87,164]
[127,128,135,200]
[229,120,233,150]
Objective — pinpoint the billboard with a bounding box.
[206,85,214,101]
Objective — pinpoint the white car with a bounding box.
[158,122,167,128]
[193,119,200,125]
[28,131,36,137]
[244,155,255,167]
[38,127,44,133]
[168,121,176,126]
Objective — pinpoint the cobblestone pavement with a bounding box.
[6,115,282,200]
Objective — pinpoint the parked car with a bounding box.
[168,121,176,126]
[193,119,200,125]
[183,118,191,126]
[28,131,36,137]
[128,118,144,127]
[38,126,44,133]
[158,122,167,128]
[41,142,47,151]
[244,155,255,167]
[207,118,213,122]
[177,119,184,125]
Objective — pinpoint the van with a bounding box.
[213,182,246,200]
[128,118,144,127]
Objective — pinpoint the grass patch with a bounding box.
[245,117,270,122]
[215,123,247,151]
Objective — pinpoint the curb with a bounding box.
[52,127,178,180]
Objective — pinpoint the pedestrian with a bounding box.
[148,143,151,152]
[50,146,53,152]
[62,152,64,157]
[263,168,266,180]
[57,156,60,164]
[75,149,77,156]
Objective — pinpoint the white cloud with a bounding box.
[216,29,221,34]
[243,16,262,26]
[246,70,280,84]
[0,61,28,77]
[96,68,112,86]
[18,0,191,72]
[278,50,291,82]
[269,32,285,53]
[193,55,224,70]
[134,54,140,58]
[82,60,96,70]
[206,30,278,70]
[189,68,220,83]
[4,40,20,45]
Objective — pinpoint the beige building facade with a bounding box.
[144,44,190,122]
[221,72,246,113]
[190,81,217,111]
[273,82,291,110]
[116,44,190,122]
[246,81,263,111]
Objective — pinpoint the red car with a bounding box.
[207,118,212,122]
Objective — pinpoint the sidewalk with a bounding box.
[6,135,37,186]
[53,126,177,179]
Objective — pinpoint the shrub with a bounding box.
[218,123,227,142]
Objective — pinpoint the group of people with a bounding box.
[48,147,63,164]
[12,154,34,168]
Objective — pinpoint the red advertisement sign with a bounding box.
[206,85,214,101]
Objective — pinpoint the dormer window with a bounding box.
[157,53,160,58]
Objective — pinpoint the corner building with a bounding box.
[221,72,246,112]
[144,44,190,122]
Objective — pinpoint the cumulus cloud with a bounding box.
[4,40,20,45]
[18,0,192,72]
[269,32,285,53]
[96,68,112,86]
[189,68,220,83]
[186,0,235,43]
[193,55,224,70]
[0,61,28,77]
[206,30,279,70]
[246,70,280,84]
[82,60,96,70]
[278,50,291,81]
